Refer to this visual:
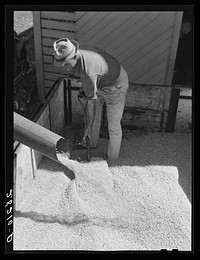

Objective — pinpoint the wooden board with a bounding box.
[41,11,75,21]
[165,12,183,85]
[43,46,54,55]
[32,10,182,92]
[174,99,192,132]
[14,78,68,209]
[96,12,147,50]
[49,80,65,135]
[124,39,171,77]
[75,11,180,84]
[121,109,162,131]
[42,28,74,39]
[76,12,112,39]
[76,11,99,31]
[41,19,75,31]
[71,89,83,117]
[117,26,174,68]
[33,11,44,100]
[32,104,51,170]
[109,12,175,59]
[78,12,156,46]
[14,144,34,210]
[127,84,162,99]
[44,71,64,80]
[42,34,75,47]
[45,87,51,96]
[127,48,171,83]
[146,68,167,85]
[137,61,168,84]
[174,87,192,132]
[43,63,71,76]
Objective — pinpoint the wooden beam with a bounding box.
[165,11,183,85]
[41,11,76,21]
[166,88,180,132]
[33,11,45,101]
[161,11,183,130]
[41,19,75,31]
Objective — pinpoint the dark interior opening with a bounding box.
[172,9,193,86]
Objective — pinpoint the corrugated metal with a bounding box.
[76,11,179,84]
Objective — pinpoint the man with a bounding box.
[52,38,129,160]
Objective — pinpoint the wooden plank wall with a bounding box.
[13,79,66,210]
[37,11,76,95]
[76,11,182,85]
[174,88,192,132]
[33,11,182,98]
[65,78,171,132]
[13,144,35,210]
[65,78,191,132]
[123,83,171,131]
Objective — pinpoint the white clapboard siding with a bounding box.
[43,46,55,55]
[77,12,159,47]
[42,29,74,39]
[41,19,75,31]
[137,61,168,84]
[75,11,87,21]
[42,34,75,47]
[148,69,168,85]
[44,80,55,89]
[123,38,173,80]
[111,15,175,62]
[119,26,174,68]
[33,11,182,97]
[97,12,147,49]
[43,55,52,64]
[44,71,63,81]
[103,12,175,55]
[76,11,182,84]
[33,11,76,92]
[76,12,112,38]
[77,12,134,42]
[41,11,76,21]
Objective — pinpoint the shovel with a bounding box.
[78,92,91,162]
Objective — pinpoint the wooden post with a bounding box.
[63,79,68,124]
[162,11,183,131]
[67,79,72,123]
[166,87,180,132]
[165,11,183,85]
[13,153,17,211]
[33,11,45,101]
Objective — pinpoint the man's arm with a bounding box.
[81,74,98,139]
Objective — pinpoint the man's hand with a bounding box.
[78,86,85,99]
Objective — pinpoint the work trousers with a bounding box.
[83,67,129,160]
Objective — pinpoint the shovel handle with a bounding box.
[86,136,90,162]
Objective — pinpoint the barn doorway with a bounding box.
[172,9,193,86]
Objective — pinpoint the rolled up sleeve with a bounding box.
[81,74,98,100]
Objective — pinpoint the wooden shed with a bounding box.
[13,10,192,209]
[32,10,192,132]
